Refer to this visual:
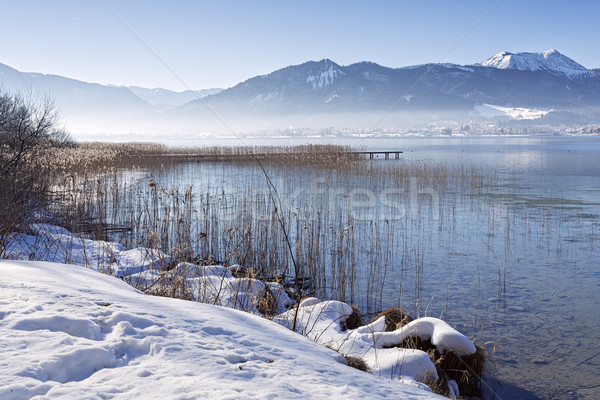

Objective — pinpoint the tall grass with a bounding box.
[14,141,595,318]
[37,143,510,314]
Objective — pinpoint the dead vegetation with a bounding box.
[47,142,361,173]
[367,307,487,398]
[3,138,494,397]
[341,304,364,331]
[344,355,371,373]
[370,308,414,331]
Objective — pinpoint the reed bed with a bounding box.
[47,142,362,173]
[38,143,514,315]
[23,141,595,318]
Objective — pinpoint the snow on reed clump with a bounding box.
[275,299,478,394]
[4,223,293,315]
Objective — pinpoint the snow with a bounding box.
[250,87,284,105]
[4,223,169,277]
[1,225,479,397]
[474,103,550,120]
[325,94,340,104]
[480,49,588,78]
[0,260,444,399]
[439,63,475,73]
[306,62,345,89]
[275,301,476,385]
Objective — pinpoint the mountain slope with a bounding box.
[0,63,150,114]
[187,59,475,114]
[1,50,599,136]
[0,62,219,135]
[481,49,588,78]
[128,86,222,107]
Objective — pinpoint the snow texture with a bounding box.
[474,103,550,120]
[481,49,588,78]
[0,260,444,399]
[306,61,345,89]
[1,225,474,398]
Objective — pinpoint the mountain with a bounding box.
[128,86,222,107]
[186,50,600,119]
[0,62,156,134]
[0,62,152,113]
[0,62,221,135]
[185,59,475,115]
[1,50,599,136]
[480,49,588,78]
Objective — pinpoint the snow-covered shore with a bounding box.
[1,260,444,399]
[1,224,482,398]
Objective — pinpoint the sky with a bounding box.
[1,0,598,91]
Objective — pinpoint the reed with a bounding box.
[10,140,591,326]
[31,142,507,316]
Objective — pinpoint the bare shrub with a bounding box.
[0,91,71,255]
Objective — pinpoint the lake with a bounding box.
[104,136,600,399]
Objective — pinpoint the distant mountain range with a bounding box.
[1,50,598,135]
[127,86,222,108]
[0,61,224,133]
[191,50,600,115]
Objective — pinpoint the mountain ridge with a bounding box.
[187,50,599,116]
[1,50,599,135]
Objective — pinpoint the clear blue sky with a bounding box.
[1,0,598,91]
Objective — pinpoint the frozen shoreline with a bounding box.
[1,224,483,398]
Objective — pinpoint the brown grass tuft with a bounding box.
[395,336,486,397]
[371,308,414,331]
[435,343,486,397]
[341,304,364,331]
[344,355,371,373]
[256,284,277,317]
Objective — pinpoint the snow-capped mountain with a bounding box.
[1,50,599,135]
[481,49,588,78]
[186,51,600,117]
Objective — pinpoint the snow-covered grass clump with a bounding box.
[5,224,294,317]
[275,299,482,397]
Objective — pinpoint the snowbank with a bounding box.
[0,260,443,399]
[4,225,293,315]
[2,224,479,397]
[275,300,477,390]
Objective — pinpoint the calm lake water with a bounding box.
[126,136,600,399]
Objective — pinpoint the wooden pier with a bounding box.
[355,151,404,160]
[153,150,404,162]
